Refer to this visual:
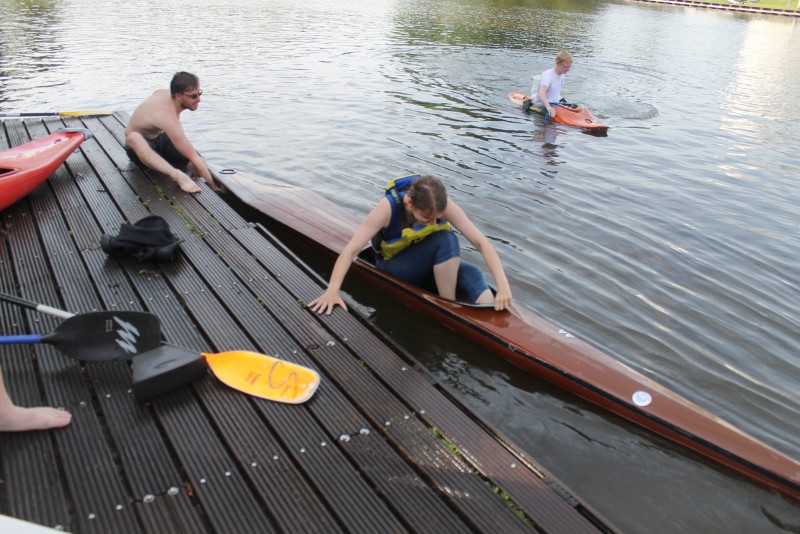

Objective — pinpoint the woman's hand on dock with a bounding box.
[308,289,348,315]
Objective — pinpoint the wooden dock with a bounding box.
[633,0,800,16]
[0,114,615,533]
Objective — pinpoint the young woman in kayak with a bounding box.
[308,174,512,314]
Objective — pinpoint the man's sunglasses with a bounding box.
[183,90,203,99]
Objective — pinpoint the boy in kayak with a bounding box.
[0,367,71,431]
[308,174,512,314]
[126,71,220,193]
[523,50,573,120]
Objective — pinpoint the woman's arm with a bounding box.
[444,200,512,310]
[308,198,392,315]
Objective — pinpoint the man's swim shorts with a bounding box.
[127,133,189,170]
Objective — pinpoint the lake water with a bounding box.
[1,0,799,531]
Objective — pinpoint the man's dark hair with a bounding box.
[170,72,199,97]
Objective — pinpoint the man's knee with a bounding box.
[125,131,149,157]
[126,130,143,148]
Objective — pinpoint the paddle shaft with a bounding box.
[0,335,43,345]
[0,110,111,118]
[0,293,75,319]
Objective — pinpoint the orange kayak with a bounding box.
[212,164,800,502]
[508,91,608,131]
[0,128,92,211]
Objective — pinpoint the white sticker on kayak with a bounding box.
[558,328,574,338]
[632,391,652,407]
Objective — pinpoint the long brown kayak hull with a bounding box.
[212,165,800,501]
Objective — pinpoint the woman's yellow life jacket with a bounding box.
[372,175,452,261]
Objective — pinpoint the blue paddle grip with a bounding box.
[0,334,43,345]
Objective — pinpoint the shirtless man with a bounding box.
[0,367,71,432]
[126,72,219,193]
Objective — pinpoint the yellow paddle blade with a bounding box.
[203,350,320,404]
[58,110,112,116]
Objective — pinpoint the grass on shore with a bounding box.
[734,0,798,8]
[669,0,798,9]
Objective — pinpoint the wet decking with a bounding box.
[0,113,614,533]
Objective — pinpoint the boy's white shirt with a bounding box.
[532,69,566,103]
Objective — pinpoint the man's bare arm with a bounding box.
[161,122,220,191]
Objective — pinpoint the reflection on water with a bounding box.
[722,18,800,153]
[0,1,64,107]
[2,0,800,531]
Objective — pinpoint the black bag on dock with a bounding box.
[101,215,183,262]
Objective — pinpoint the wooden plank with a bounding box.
[157,176,531,530]
[2,121,143,532]
[77,115,416,531]
[155,164,548,523]
[6,119,212,532]
[46,118,343,532]
[1,115,614,533]
[238,224,601,532]
[0,253,71,530]
[96,113,531,531]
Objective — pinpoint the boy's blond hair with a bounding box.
[556,50,573,64]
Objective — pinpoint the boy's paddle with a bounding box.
[0,311,163,360]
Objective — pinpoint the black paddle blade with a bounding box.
[41,311,162,361]
[131,344,207,402]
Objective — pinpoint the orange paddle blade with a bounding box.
[203,350,320,403]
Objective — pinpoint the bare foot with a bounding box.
[174,171,201,193]
[0,406,72,432]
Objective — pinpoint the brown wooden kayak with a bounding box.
[211,165,800,501]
